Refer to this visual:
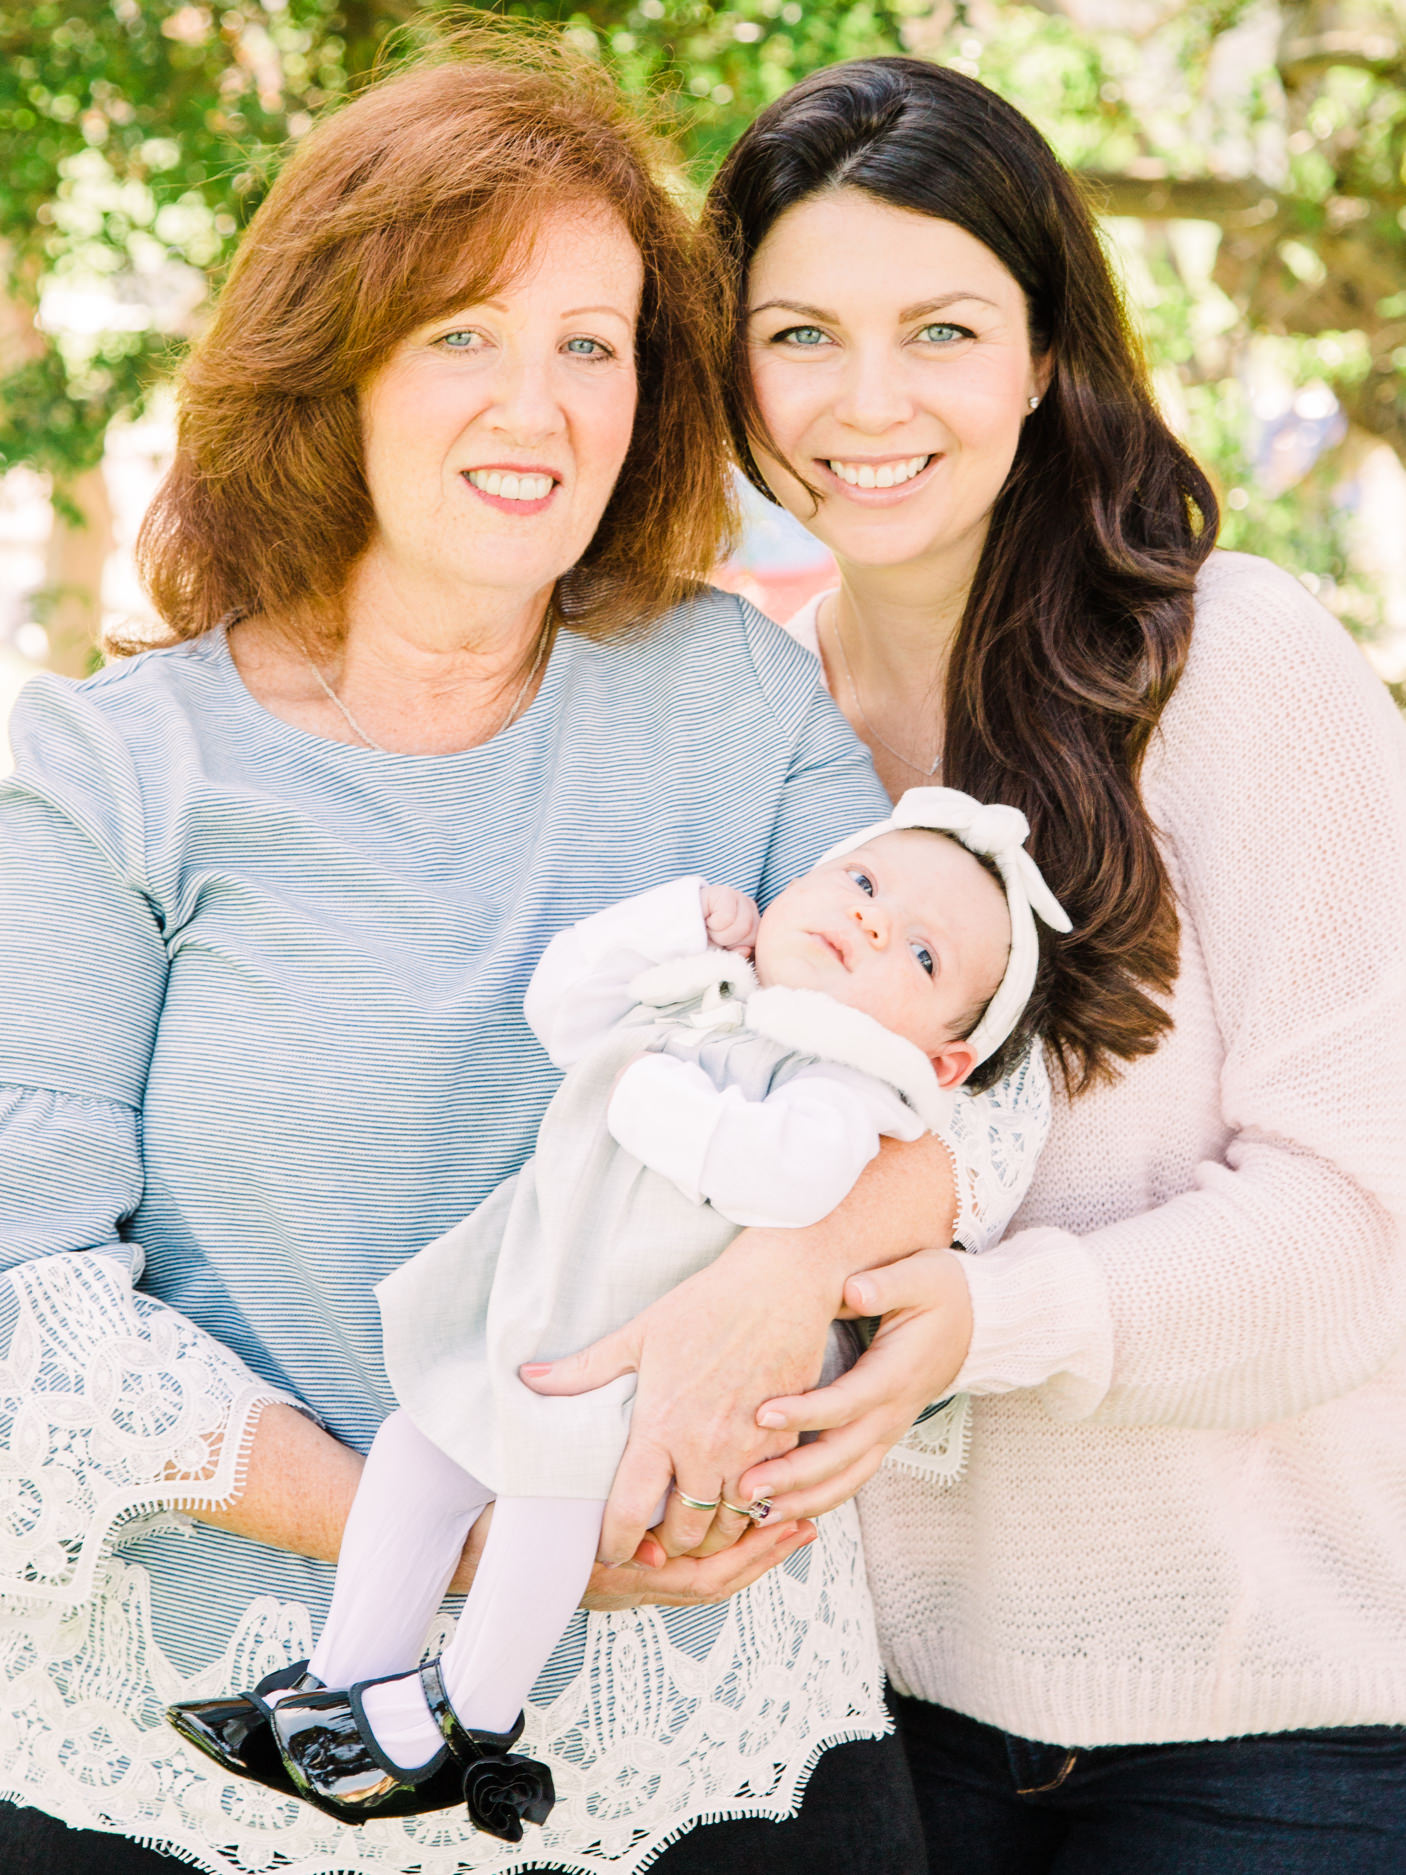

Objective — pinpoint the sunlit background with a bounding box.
[4,0,1405,763]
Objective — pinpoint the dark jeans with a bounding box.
[894,1690,1406,1874]
[0,1729,925,1873]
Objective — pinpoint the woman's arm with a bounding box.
[0,693,302,1605]
[523,1128,956,1562]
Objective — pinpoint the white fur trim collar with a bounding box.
[631,949,758,1008]
[744,986,952,1133]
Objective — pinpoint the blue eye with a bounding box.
[917,323,966,344]
[778,325,829,347]
[846,870,874,896]
[565,336,610,357]
[439,329,480,350]
[911,941,936,978]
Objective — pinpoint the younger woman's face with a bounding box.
[746,189,1048,580]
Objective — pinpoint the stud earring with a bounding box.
[1027,395,1041,410]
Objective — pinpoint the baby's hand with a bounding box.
[701,883,761,955]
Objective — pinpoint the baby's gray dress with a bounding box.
[377,955,939,1499]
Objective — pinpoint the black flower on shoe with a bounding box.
[462,1752,556,1843]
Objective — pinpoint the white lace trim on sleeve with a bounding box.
[883,1041,1053,1483]
[0,1249,296,1608]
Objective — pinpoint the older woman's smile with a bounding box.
[461,465,561,512]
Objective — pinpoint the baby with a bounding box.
[168,787,1069,1840]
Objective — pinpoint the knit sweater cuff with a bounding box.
[950,1227,1114,1418]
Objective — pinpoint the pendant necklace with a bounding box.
[304,626,552,755]
[825,602,943,779]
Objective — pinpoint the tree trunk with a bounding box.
[41,465,114,678]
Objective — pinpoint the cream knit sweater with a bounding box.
[796,551,1406,1748]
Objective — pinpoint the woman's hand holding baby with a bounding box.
[447,1499,815,1610]
[735,1248,974,1522]
[701,882,760,953]
[522,1133,959,1567]
[580,1516,816,1609]
[523,1228,837,1564]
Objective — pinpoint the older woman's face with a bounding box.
[745,190,1047,578]
[359,203,643,609]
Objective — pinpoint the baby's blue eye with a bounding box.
[911,941,936,978]
[847,870,874,896]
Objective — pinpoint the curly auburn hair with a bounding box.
[130,30,735,653]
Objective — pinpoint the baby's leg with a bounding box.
[438,1496,604,1732]
[309,1408,493,1688]
[358,1495,604,1770]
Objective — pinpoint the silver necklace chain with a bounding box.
[303,629,551,755]
[825,602,943,778]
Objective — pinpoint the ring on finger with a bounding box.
[673,1487,722,1513]
[720,1497,773,1524]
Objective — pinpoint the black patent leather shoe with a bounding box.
[166,1659,319,1786]
[420,1659,556,1843]
[267,1676,466,1823]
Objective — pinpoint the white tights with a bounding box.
[308,1410,604,1771]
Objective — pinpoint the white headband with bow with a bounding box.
[820,786,1073,1066]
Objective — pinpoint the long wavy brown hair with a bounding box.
[131,30,734,654]
[706,58,1219,1095]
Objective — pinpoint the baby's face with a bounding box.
[753,829,1011,1084]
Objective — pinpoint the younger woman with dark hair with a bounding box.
[685,54,1406,1871]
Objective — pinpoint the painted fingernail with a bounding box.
[757,1410,786,1429]
[520,1363,552,1377]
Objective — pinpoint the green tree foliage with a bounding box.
[955,0,1406,639]
[0,0,921,492]
[0,2,319,484]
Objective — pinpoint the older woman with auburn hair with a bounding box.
[0,37,952,1875]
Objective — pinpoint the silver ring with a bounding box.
[721,1497,773,1524]
[673,1487,722,1513]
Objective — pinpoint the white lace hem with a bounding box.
[0,1502,887,1875]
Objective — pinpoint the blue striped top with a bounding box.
[0,591,887,1690]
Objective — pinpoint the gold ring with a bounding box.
[673,1488,722,1513]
